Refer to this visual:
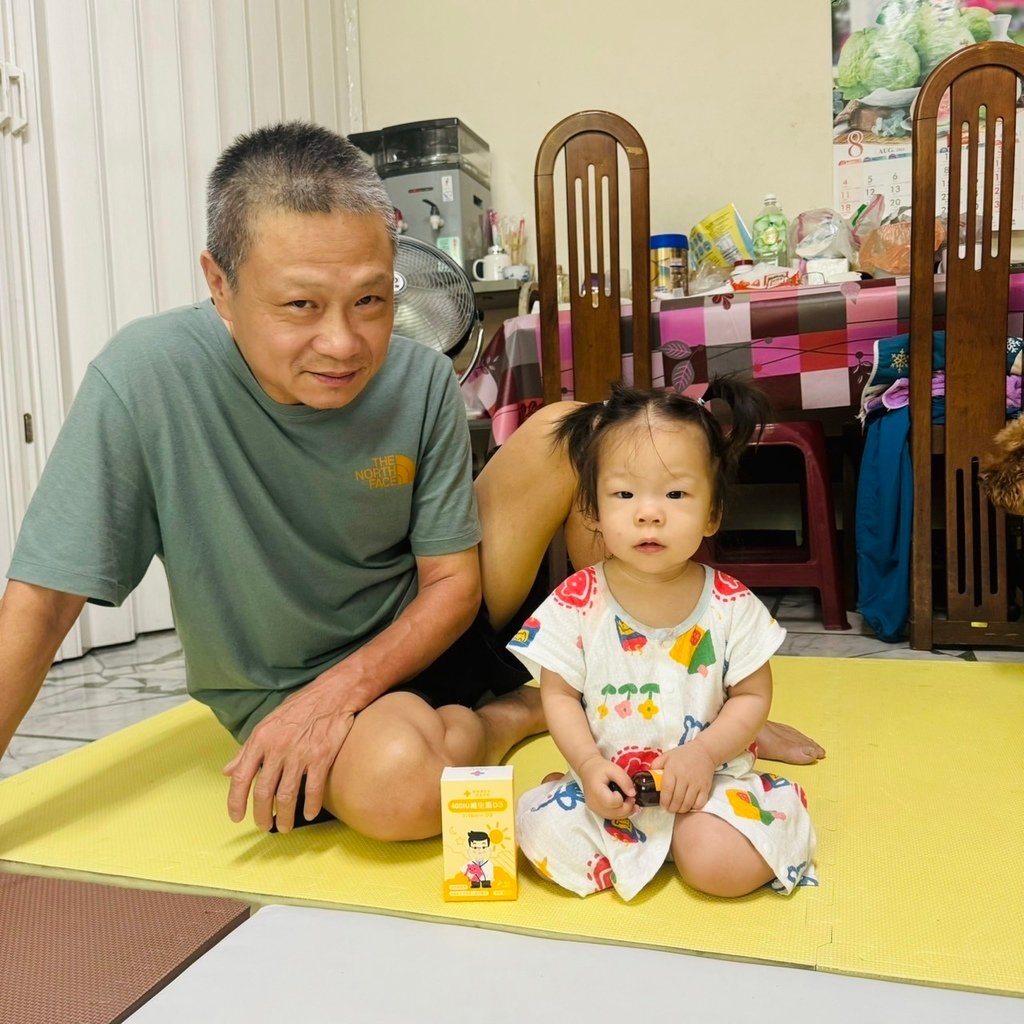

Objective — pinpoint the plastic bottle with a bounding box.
[752,194,789,267]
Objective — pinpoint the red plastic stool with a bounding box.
[698,420,851,631]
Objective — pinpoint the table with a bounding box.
[461,274,1024,446]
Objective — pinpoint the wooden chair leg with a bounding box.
[803,429,850,632]
[840,421,863,612]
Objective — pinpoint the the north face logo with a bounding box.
[355,454,415,488]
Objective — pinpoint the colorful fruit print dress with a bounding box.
[507,562,818,900]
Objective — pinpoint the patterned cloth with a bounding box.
[506,563,818,901]
[857,331,1023,422]
[461,274,1024,446]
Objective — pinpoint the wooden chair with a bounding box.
[534,111,652,586]
[534,110,652,404]
[533,111,849,629]
[910,41,1024,649]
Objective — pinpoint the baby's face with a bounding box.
[595,419,719,582]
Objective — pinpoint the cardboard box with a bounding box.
[440,766,517,901]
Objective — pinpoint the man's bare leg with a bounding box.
[475,402,825,766]
[321,690,544,841]
[475,403,583,630]
[756,722,826,764]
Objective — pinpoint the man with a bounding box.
[0,123,822,843]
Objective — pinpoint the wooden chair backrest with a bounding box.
[910,41,1024,648]
[534,111,652,405]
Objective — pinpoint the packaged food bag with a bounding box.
[730,263,801,291]
[689,204,754,270]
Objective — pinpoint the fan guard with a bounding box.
[393,236,483,384]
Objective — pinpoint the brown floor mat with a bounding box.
[0,873,250,1024]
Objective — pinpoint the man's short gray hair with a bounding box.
[206,121,397,287]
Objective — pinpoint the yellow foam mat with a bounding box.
[1,656,1022,995]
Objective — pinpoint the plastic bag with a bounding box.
[688,259,732,295]
[849,193,886,252]
[789,208,855,262]
[856,214,947,278]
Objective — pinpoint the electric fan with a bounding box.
[393,236,484,384]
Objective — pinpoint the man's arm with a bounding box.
[223,546,481,832]
[0,581,87,760]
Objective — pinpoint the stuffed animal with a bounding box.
[980,418,1024,517]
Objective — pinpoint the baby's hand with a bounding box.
[652,743,717,815]
[578,755,635,818]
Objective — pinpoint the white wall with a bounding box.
[357,0,834,259]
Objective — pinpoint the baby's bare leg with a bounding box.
[671,812,775,898]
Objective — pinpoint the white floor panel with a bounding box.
[126,905,1023,1023]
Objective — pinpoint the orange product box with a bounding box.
[440,765,518,901]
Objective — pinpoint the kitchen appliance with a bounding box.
[350,118,492,272]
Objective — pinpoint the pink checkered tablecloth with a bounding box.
[461,273,1024,446]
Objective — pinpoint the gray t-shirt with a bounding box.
[7,300,481,740]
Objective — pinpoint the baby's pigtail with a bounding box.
[702,375,772,472]
[550,400,607,480]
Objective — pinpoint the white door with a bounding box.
[0,0,83,657]
[1,0,363,657]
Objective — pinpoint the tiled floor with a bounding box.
[768,590,1024,663]
[3,588,1020,781]
[0,630,188,781]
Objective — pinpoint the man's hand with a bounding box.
[222,675,354,832]
[222,548,480,833]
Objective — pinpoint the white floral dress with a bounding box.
[507,562,818,901]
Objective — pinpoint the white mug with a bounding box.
[473,247,511,281]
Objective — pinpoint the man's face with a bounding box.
[201,208,395,409]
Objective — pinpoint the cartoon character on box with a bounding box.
[461,831,494,888]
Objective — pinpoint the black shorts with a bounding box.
[270,604,532,832]
[393,603,532,709]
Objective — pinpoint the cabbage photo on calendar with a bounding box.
[831,0,1024,223]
